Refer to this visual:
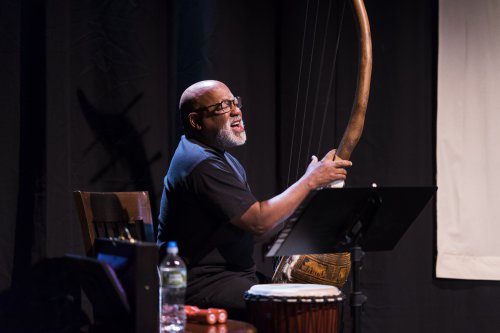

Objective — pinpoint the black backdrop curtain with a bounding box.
[2,0,500,332]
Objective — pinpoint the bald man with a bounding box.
[157,80,352,319]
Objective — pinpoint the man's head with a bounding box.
[180,80,246,149]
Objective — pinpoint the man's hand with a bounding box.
[303,149,352,189]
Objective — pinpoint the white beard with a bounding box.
[215,119,247,148]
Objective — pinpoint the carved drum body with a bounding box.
[245,283,345,333]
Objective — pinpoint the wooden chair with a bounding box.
[73,191,155,256]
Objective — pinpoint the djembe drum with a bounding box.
[244,284,345,333]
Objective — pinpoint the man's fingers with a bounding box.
[335,160,353,167]
[321,149,337,162]
[338,168,348,175]
[307,155,318,168]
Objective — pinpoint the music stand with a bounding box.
[266,186,437,333]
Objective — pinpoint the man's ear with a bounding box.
[188,112,203,131]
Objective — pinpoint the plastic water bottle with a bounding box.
[159,241,187,332]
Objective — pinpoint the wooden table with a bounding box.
[185,319,256,333]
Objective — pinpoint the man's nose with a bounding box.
[230,105,242,116]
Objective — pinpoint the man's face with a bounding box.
[194,83,246,149]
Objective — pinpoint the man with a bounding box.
[157,80,352,318]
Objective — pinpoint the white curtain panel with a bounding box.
[437,0,500,280]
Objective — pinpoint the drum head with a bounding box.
[246,283,342,298]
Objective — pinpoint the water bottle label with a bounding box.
[161,270,187,288]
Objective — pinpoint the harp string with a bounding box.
[286,0,347,186]
[293,0,322,182]
[317,0,347,153]
[286,0,311,187]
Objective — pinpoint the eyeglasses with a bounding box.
[196,96,242,115]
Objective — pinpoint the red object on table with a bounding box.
[185,305,228,325]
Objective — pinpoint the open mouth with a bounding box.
[231,119,245,132]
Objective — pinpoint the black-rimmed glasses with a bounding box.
[197,96,242,115]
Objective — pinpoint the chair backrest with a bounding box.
[73,191,155,256]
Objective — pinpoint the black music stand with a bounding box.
[266,186,437,333]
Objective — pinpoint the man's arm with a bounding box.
[230,149,352,236]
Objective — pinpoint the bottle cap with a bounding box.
[167,241,178,254]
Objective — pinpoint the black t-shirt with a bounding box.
[157,135,258,301]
